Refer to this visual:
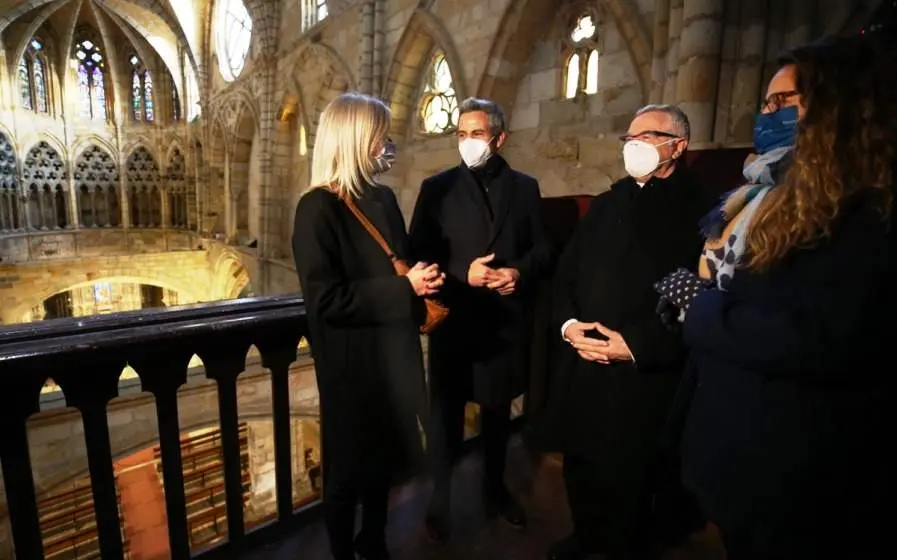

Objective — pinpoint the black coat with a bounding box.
[677,191,897,555]
[408,155,553,406]
[541,166,713,472]
[292,186,427,481]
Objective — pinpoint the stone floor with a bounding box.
[241,438,725,560]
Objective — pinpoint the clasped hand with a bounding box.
[467,253,520,296]
[563,321,632,365]
[407,262,445,296]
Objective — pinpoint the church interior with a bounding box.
[0,0,891,558]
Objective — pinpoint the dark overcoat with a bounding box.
[541,166,713,476]
[677,191,897,557]
[408,155,553,407]
[292,185,427,482]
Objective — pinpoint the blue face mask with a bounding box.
[753,105,799,154]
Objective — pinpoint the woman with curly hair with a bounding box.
[657,34,897,559]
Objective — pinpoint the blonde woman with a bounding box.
[292,92,443,560]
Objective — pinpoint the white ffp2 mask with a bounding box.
[459,138,493,169]
[622,139,675,179]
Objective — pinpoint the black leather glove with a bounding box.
[655,296,682,333]
[654,268,712,313]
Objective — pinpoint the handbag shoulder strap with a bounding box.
[340,192,397,261]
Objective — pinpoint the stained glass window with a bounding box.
[215,0,252,81]
[132,71,143,121]
[303,0,329,30]
[73,33,107,120]
[144,71,154,122]
[564,15,600,99]
[419,51,459,135]
[34,59,48,113]
[78,66,91,118]
[19,58,32,110]
[92,67,107,121]
[19,38,49,113]
[128,55,155,123]
[565,54,580,99]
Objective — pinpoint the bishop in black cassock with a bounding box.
[541,106,713,560]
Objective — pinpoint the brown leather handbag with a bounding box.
[342,195,448,334]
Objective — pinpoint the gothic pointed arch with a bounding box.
[289,43,354,147]
[126,146,161,228]
[382,8,467,141]
[0,131,23,232]
[477,0,651,112]
[74,144,120,228]
[21,141,68,231]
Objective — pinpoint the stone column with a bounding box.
[662,0,685,104]
[359,0,375,95]
[160,187,171,228]
[67,165,79,228]
[119,170,131,228]
[675,0,726,143]
[711,0,742,143]
[224,150,236,243]
[650,0,672,104]
[373,0,386,95]
[760,0,789,97]
[727,0,769,144]
[251,61,281,262]
[784,0,815,48]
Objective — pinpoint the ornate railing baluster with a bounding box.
[0,295,319,559]
[55,359,127,560]
[256,317,306,521]
[0,375,47,560]
[199,340,251,543]
[133,348,193,560]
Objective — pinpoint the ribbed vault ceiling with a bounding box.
[0,0,203,89]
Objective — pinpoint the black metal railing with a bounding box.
[0,295,315,559]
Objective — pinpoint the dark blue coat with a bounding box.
[679,191,897,556]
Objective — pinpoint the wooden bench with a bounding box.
[43,523,128,560]
[181,451,250,492]
[153,423,249,463]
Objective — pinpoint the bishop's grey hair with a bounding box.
[635,104,691,141]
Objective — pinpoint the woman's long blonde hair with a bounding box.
[306,92,391,200]
[745,35,896,269]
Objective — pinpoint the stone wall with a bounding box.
[199,0,871,292]
[0,250,211,323]
[0,229,201,264]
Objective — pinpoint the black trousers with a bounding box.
[428,393,513,514]
[323,465,390,560]
[563,453,703,560]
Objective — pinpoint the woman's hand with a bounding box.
[407,262,444,296]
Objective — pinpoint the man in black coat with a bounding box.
[543,105,711,560]
[409,97,553,542]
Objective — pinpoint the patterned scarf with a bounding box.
[700,146,793,239]
[698,146,793,289]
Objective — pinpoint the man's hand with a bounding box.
[486,267,520,296]
[467,254,502,287]
[565,321,633,364]
[407,262,443,296]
